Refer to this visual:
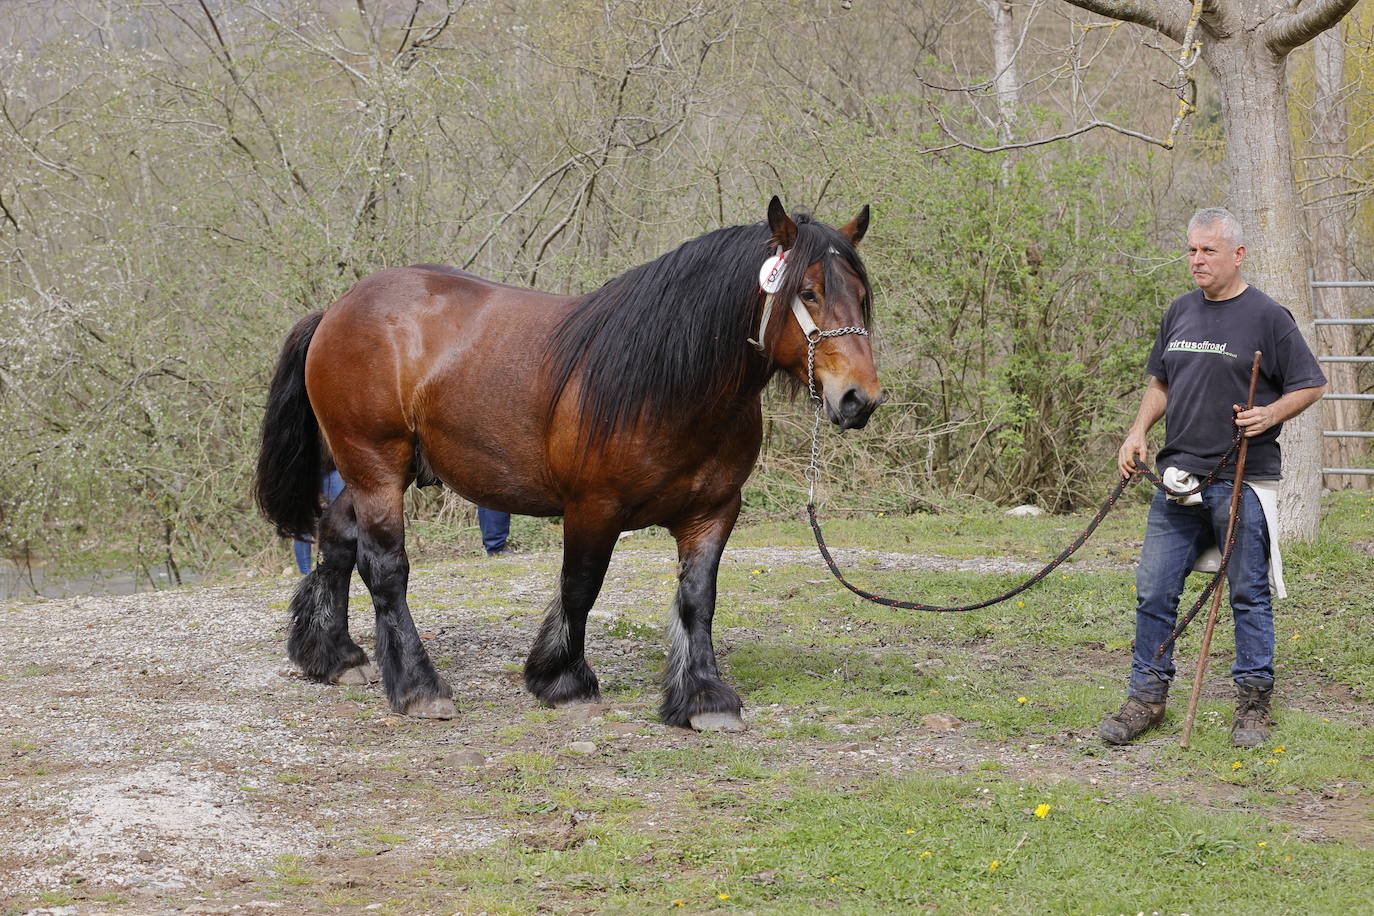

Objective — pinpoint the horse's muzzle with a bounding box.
[829,386,886,430]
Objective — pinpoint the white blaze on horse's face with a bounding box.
[800,255,884,431]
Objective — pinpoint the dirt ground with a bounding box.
[2,544,1369,915]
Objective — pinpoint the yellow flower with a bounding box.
[1258,842,1268,848]
[1231,761,1243,770]
[828,876,837,883]
[718,893,730,900]
[672,901,685,908]
[1266,758,1278,764]
[1034,803,1051,818]
[751,569,762,575]
[1322,717,1331,723]
[1273,746,1285,754]
[1017,696,1028,704]
[1016,600,1024,608]
[987,860,999,871]
[905,829,915,834]
[920,850,932,859]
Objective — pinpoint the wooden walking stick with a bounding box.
[1180,350,1263,749]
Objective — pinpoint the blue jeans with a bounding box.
[478,507,510,555]
[294,470,345,574]
[1129,483,1274,703]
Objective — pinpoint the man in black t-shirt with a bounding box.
[1100,208,1327,748]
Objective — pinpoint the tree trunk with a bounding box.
[1308,25,1368,489]
[988,1,1019,145]
[1202,40,1325,541]
[987,0,1019,186]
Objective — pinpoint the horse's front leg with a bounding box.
[524,513,617,707]
[662,496,745,732]
[353,484,455,719]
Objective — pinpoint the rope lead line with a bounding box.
[804,346,1244,650]
[805,451,1237,624]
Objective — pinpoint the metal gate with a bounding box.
[1310,273,1373,479]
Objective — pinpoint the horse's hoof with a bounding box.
[689,711,746,733]
[333,663,379,686]
[405,696,457,720]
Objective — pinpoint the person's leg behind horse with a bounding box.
[524,513,616,707]
[322,468,345,502]
[293,537,313,575]
[292,469,344,576]
[662,497,744,731]
[478,507,511,556]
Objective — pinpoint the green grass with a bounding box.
[264,760,1373,915]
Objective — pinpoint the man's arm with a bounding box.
[1233,384,1328,437]
[1119,376,1168,477]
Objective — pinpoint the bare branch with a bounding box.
[395,0,423,62]
[185,0,310,197]
[395,0,461,70]
[0,193,19,232]
[919,0,1047,95]
[462,153,586,268]
[1266,0,1363,54]
[246,4,370,87]
[919,103,1178,153]
[1058,0,1188,43]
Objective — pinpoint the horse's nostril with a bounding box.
[840,386,864,417]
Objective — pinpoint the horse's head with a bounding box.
[754,197,885,430]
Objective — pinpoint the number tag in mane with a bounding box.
[758,247,786,293]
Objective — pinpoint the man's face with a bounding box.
[1186,224,1244,298]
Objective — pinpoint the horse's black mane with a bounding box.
[545,213,871,445]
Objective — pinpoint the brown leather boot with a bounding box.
[1231,683,1273,747]
[1100,696,1166,745]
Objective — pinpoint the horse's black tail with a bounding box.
[254,312,326,540]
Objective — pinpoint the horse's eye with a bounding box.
[800,289,818,303]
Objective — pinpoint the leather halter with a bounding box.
[747,246,836,351]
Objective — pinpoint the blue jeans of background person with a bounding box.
[294,470,345,574]
[1128,482,1274,703]
[478,507,510,555]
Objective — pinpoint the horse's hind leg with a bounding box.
[524,515,616,706]
[662,497,745,732]
[353,481,455,719]
[286,489,373,684]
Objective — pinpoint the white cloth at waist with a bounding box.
[1161,468,1286,600]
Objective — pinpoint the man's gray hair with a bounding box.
[1188,207,1244,248]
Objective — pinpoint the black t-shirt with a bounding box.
[1145,285,1326,480]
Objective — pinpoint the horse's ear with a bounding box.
[841,205,870,245]
[768,196,797,250]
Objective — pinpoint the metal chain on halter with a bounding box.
[805,326,869,503]
[804,350,1244,637]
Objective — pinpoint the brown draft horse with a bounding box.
[253,198,883,731]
